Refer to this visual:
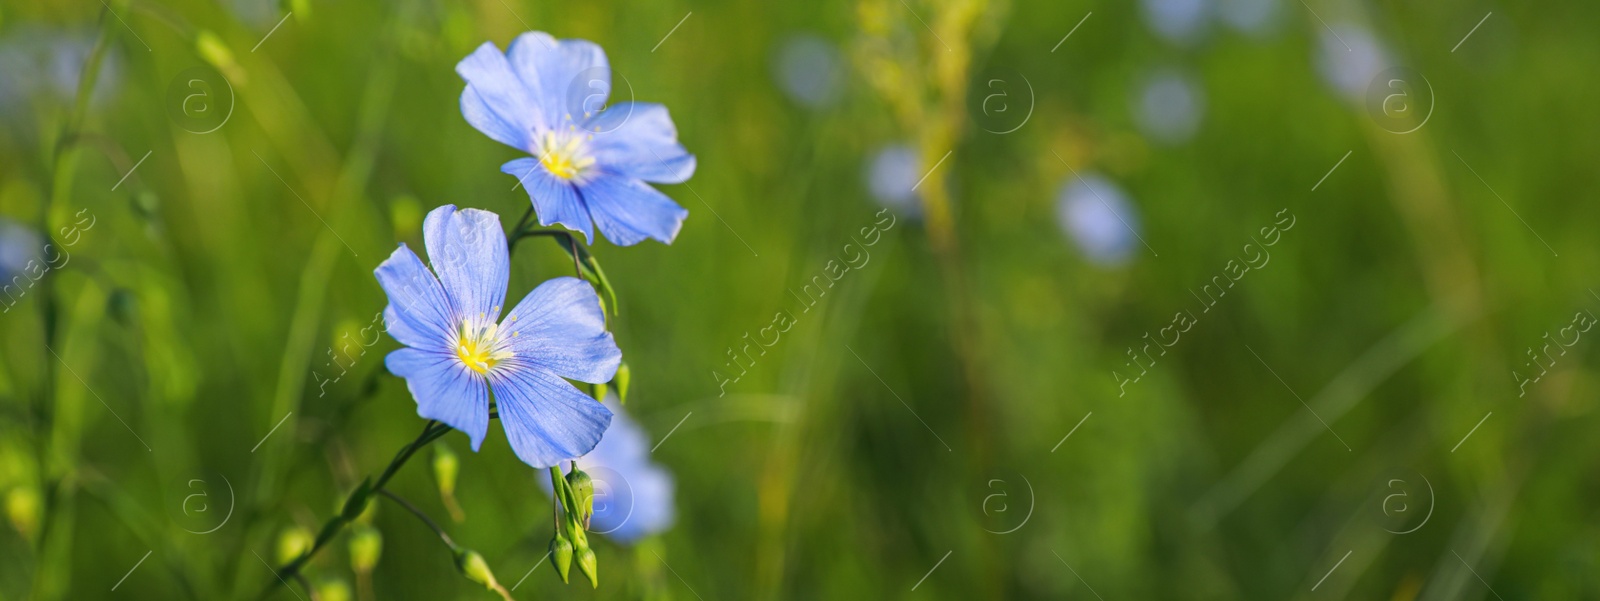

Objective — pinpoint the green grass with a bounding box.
[1,0,1598,599]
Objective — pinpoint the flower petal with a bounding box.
[501,277,620,383]
[580,173,689,246]
[585,102,696,184]
[383,304,433,349]
[386,348,491,451]
[501,158,594,243]
[461,85,529,150]
[375,244,454,351]
[507,32,610,127]
[423,205,509,323]
[457,41,543,149]
[489,366,613,468]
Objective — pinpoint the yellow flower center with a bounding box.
[536,128,595,181]
[456,312,515,375]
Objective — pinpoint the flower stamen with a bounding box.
[536,130,595,181]
[456,318,514,375]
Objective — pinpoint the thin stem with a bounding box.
[509,229,586,281]
[510,204,536,236]
[378,489,456,549]
[549,465,576,520]
[292,572,322,601]
[257,420,452,600]
[32,13,114,596]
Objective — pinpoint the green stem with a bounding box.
[549,466,571,515]
[31,12,115,601]
[378,489,456,549]
[291,572,321,601]
[508,205,536,241]
[509,229,585,281]
[549,464,584,533]
[256,420,451,600]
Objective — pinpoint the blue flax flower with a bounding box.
[377,205,620,468]
[542,398,674,543]
[457,32,696,246]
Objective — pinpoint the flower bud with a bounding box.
[348,524,382,573]
[565,468,594,530]
[590,382,608,403]
[615,362,631,404]
[4,486,40,542]
[289,0,312,20]
[315,578,352,601]
[276,526,314,564]
[454,548,515,600]
[434,444,464,522]
[455,549,491,586]
[549,531,574,583]
[575,546,598,589]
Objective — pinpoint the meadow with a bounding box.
[2,0,1599,599]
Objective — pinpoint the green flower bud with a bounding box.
[348,524,382,573]
[454,549,514,599]
[276,526,314,564]
[575,546,598,589]
[434,445,459,496]
[549,531,574,583]
[315,578,352,601]
[565,468,594,530]
[615,362,631,404]
[590,382,608,403]
[133,190,160,219]
[434,444,464,522]
[4,486,40,542]
[288,0,312,20]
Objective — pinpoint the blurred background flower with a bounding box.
[771,33,844,110]
[1314,23,1392,101]
[542,398,674,544]
[0,218,41,280]
[0,27,120,120]
[1133,67,1206,145]
[1056,172,1140,267]
[864,144,922,217]
[223,0,280,29]
[1215,0,1279,37]
[1141,0,1211,45]
[0,1,1591,599]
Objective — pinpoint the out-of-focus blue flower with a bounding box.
[377,205,621,469]
[1057,173,1139,266]
[0,28,121,115]
[457,32,696,246]
[772,33,843,110]
[1134,68,1205,145]
[542,398,674,543]
[0,218,43,280]
[1315,24,1391,101]
[865,144,922,217]
[1142,0,1211,45]
[1216,0,1279,36]
[223,0,279,28]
